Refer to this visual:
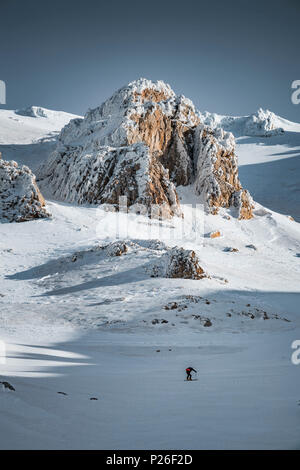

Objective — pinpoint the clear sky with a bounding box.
[1,0,299,120]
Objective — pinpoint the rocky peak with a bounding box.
[38,78,253,220]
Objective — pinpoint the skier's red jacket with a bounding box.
[186,367,197,373]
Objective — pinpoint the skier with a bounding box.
[186,367,197,381]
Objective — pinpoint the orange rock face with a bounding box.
[194,126,254,219]
[128,109,173,156]
[128,87,253,219]
[128,88,200,188]
[133,89,170,103]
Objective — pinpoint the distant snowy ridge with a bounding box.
[0,106,81,146]
[38,78,253,219]
[200,108,300,137]
[16,106,49,118]
[15,105,79,122]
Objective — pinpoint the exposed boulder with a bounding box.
[37,78,253,219]
[151,318,168,325]
[105,241,129,257]
[0,155,50,223]
[0,381,15,391]
[209,230,221,239]
[246,244,257,251]
[224,247,239,252]
[151,246,207,280]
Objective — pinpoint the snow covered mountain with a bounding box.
[37,79,253,219]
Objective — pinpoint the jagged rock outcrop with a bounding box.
[38,142,180,218]
[150,247,207,279]
[37,78,253,219]
[194,125,254,218]
[0,154,49,222]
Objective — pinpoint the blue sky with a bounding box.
[1,0,299,120]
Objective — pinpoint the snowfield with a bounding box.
[0,105,300,449]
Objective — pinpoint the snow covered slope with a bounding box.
[237,130,300,222]
[0,92,300,449]
[0,106,80,144]
[0,106,80,170]
[0,197,300,449]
